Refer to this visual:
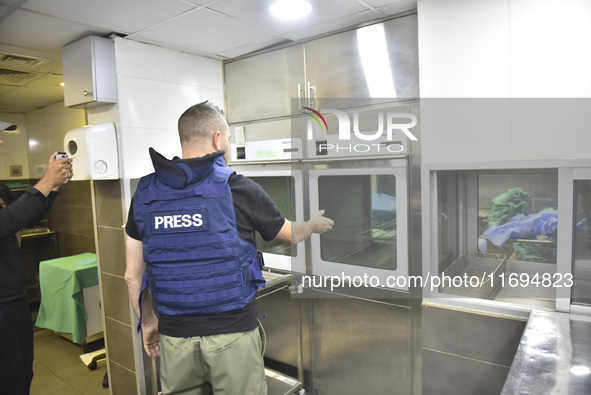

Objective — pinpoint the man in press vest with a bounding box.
[125,101,333,394]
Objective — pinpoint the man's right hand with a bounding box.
[141,320,161,358]
[310,210,334,234]
[34,152,73,196]
[275,210,334,245]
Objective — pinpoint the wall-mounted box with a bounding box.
[64,122,119,180]
[62,36,117,108]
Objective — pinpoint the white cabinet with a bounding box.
[62,36,117,108]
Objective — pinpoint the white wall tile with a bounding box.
[200,87,224,111]
[417,0,511,98]
[169,84,211,119]
[510,0,591,98]
[0,112,26,142]
[120,127,185,179]
[0,131,29,156]
[165,128,182,159]
[87,104,120,126]
[162,51,223,88]
[0,114,30,178]
[24,111,43,129]
[117,76,168,129]
[114,38,165,80]
[115,38,224,89]
[117,76,212,130]
[120,127,157,179]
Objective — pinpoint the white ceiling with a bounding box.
[0,0,417,114]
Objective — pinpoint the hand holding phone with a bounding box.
[34,152,74,196]
[55,152,71,183]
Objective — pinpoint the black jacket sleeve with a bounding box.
[0,187,59,238]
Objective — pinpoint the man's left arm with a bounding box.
[125,235,160,358]
[125,235,145,318]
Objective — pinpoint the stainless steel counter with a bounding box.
[257,271,292,299]
[501,310,591,394]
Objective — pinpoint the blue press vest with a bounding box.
[133,156,265,316]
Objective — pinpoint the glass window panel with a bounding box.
[250,176,296,257]
[437,171,459,272]
[478,173,558,264]
[573,180,591,305]
[318,174,397,270]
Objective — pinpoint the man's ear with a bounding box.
[213,131,222,151]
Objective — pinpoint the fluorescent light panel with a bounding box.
[269,0,312,20]
[357,23,397,98]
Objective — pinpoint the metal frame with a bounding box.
[566,167,591,316]
[307,161,409,289]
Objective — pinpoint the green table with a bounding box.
[35,253,98,344]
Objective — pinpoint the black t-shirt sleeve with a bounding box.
[230,174,285,243]
[125,197,141,240]
[252,193,286,241]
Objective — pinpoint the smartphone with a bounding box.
[56,152,70,183]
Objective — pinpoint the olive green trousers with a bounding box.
[159,326,267,395]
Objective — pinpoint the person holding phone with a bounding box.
[0,123,73,395]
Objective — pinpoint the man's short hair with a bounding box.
[178,101,228,145]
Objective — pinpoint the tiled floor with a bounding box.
[30,328,108,395]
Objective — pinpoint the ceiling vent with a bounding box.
[0,68,41,85]
[0,52,49,68]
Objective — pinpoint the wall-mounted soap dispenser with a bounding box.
[64,122,119,180]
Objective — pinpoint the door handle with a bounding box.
[307,82,316,109]
[297,83,304,109]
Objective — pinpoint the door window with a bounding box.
[318,174,397,270]
[250,176,297,257]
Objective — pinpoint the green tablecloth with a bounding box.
[35,253,98,344]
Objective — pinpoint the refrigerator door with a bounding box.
[309,161,409,288]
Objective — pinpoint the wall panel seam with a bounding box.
[422,347,511,368]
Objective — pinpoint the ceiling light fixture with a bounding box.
[269,0,312,21]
